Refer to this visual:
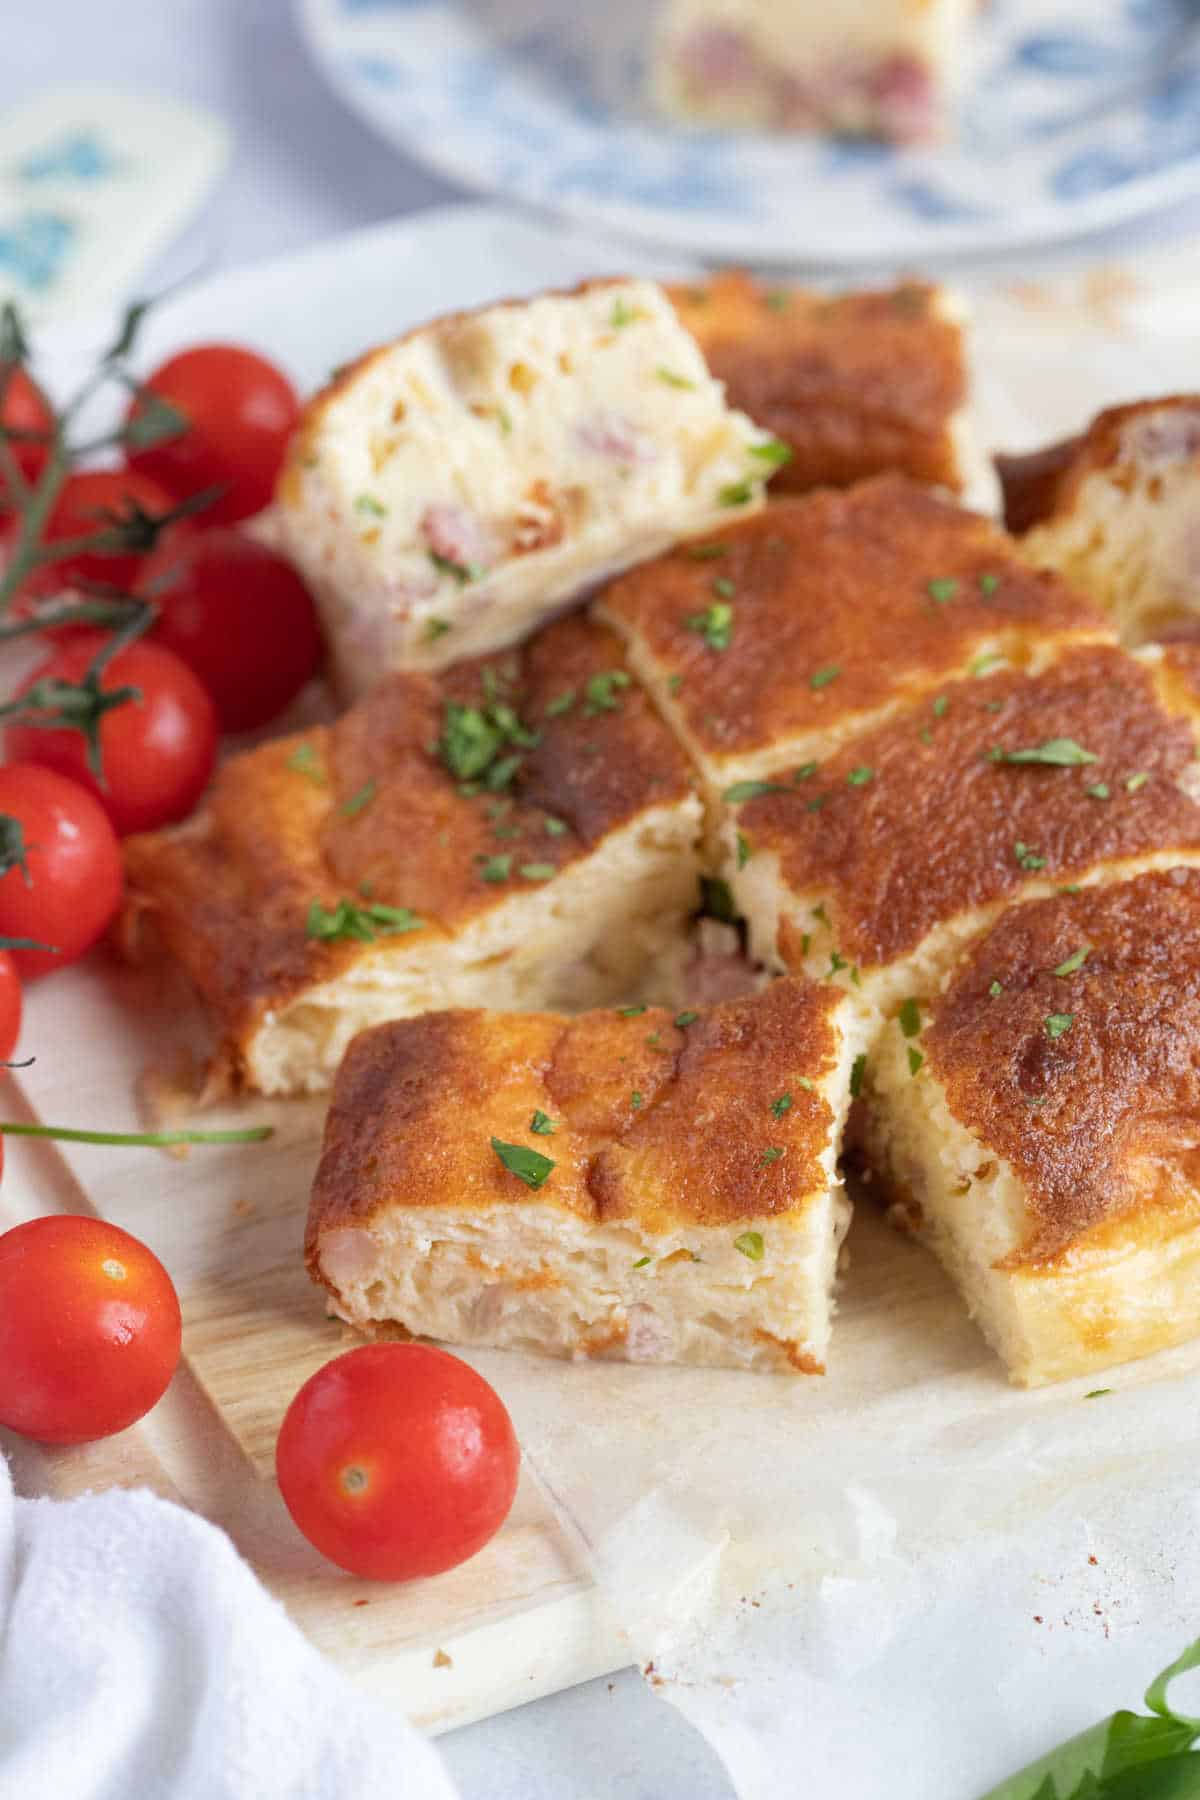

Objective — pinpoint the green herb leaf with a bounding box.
[686,601,733,651]
[994,738,1099,767]
[989,980,1004,998]
[794,761,819,782]
[339,779,376,819]
[771,1093,792,1119]
[712,575,736,599]
[286,743,325,784]
[723,779,787,803]
[737,831,751,869]
[617,1005,647,1018]
[430,550,485,584]
[656,365,696,390]
[354,493,386,518]
[583,670,631,715]
[1014,841,1048,871]
[686,543,728,561]
[978,573,1000,597]
[610,297,638,328]
[674,1010,699,1028]
[1053,946,1091,977]
[847,766,874,787]
[932,695,949,718]
[424,616,451,642]
[927,577,959,604]
[1045,1012,1074,1040]
[749,438,794,470]
[544,815,569,836]
[1086,783,1110,800]
[736,1229,766,1259]
[479,854,512,883]
[719,481,754,507]
[520,863,556,882]
[907,1047,924,1076]
[530,1109,556,1135]
[970,652,1005,678]
[630,1092,644,1111]
[849,1054,867,1099]
[898,998,921,1038]
[491,1138,555,1189]
[306,899,423,942]
[632,1254,651,1267]
[0,1120,272,1148]
[1126,771,1150,792]
[809,665,841,690]
[1085,1388,1111,1399]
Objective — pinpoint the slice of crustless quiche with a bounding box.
[122,615,704,1094]
[306,979,871,1374]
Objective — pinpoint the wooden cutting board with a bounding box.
[1,948,628,1734]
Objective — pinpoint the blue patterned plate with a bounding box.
[298,0,1200,263]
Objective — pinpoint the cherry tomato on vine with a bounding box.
[6,634,217,835]
[138,529,324,732]
[0,951,22,1063]
[17,468,179,610]
[0,363,53,501]
[0,1215,182,1444]
[275,1343,520,1582]
[0,764,122,977]
[125,344,300,525]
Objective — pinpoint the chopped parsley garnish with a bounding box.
[719,481,754,507]
[544,815,568,836]
[794,761,818,782]
[530,1110,557,1135]
[617,1004,647,1018]
[491,1138,555,1189]
[1086,782,1110,800]
[686,543,728,561]
[520,863,555,882]
[306,899,423,942]
[737,831,751,869]
[771,1093,792,1119]
[749,438,794,470]
[927,577,958,604]
[656,365,696,390]
[430,550,486,584]
[809,665,840,690]
[424,616,451,641]
[932,696,948,719]
[759,1147,784,1167]
[700,875,737,923]
[847,766,874,787]
[812,903,830,926]
[632,1254,651,1267]
[989,979,1004,998]
[286,743,325,783]
[827,950,848,979]
[674,1010,699,1028]
[479,854,512,883]
[806,796,826,812]
[496,406,513,435]
[686,601,733,651]
[437,694,538,784]
[736,1231,766,1261]
[667,673,683,694]
[646,1031,668,1052]
[722,779,786,803]
[544,691,576,721]
[1053,946,1090,977]
[978,573,1000,597]
[354,493,386,518]
[631,1092,644,1111]
[907,1047,924,1076]
[610,297,638,328]
[970,653,1004,678]
[1014,841,1047,871]
[1045,1012,1074,1040]
[992,737,1098,767]
[898,997,921,1038]
[1085,1388,1111,1399]
[339,779,376,819]
[919,728,933,746]
[583,670,631,715]
[1125,771,1150,792]
[796,1076,814,1092]
[712,576,736,599]
[849,1054,867,1099]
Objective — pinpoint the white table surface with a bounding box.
[10,4,1200,1796]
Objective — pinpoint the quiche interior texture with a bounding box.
[123,297,1200,1385]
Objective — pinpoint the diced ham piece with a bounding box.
[421,503,498,574]
[576,413,658,466]
[624,1304,674,1363]
[675,25,759,94]
[1124,409,1200,468]
[868,53,937,146]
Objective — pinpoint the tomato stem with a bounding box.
[0,1122,273,1147]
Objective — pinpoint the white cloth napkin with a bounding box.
[0,1455,460,1800]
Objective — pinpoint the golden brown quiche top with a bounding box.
[923,867,1200,1263]
[599,477,1110,768]
[670,274,967,495]
[734,644,1200,970]
[306,978,845,1268]
[123,614,696,1037]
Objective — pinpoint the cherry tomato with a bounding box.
[17,468,179,611]
[138,529,324,732]
[0,951,22,1063]
[0,1215,182,1444]
[0,765,122,977]
[6,634,217,835]
[0,363,53,501]
[276,1343,520,1582]
[125,344,300,525]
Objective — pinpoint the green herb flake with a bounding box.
[582,670,631,716]
[286,743,325,784]
[898,997,922,1038]
[1053,945,1090,977]
[491,1137,555,1190]
[932,695,949,719]
[339,779,377,819]
[430,550,486,585]
[1085,1388,1112,1399]
[631,1092,644,1111]
[989,979,1004,998]
[520,861,555,883]
[1086,782,1110,800]
[674,1010,699,1028]
[632,1254,651,1267]
[993,737,1099,767]
[610,297,639,329]
[749,438,794,470]
[812,903,830,926]
[736,1230,767,1262]
[793,761,818,782]
[667,673,683,695]
[927,577,959,604]
[849,1053,867,1099]
[847,766,874,787]
[1125,770,1150,792]
[354,493,386,518]
[495,406,513,436]
[530,1109,557,1135]
[712,575,736,599]
[827,950,848,980]
[543,815,569,837]
[806,796,827,813]
[686,601,734,651]
[771,1093,793,1119]
[479,854,512,883]
[907,1047,924,1076]
[737,831,751,869]
[306,899,423,942]
[759,1147,784,1169]
[970,653,1005,678]
[722,778,787,804]
[424,616,451,642]
[810,665,841,690]
[617,1004,647,1018]
[686,543,728,561]
[796,1076,814,1092]
[657,365,696,390]
[1014,841,1048,871]
[978,573,1000,596]
[1045,1012,1074,1040]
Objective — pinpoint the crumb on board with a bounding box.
[433,1648,453,1669]
[353,1598,369,1608]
